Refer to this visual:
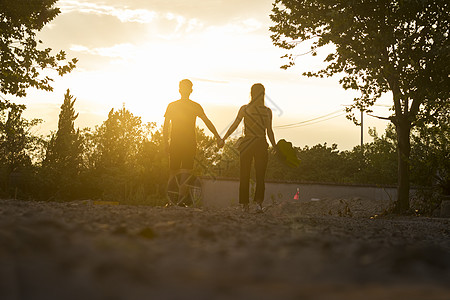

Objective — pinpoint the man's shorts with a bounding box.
[169,148,196,170]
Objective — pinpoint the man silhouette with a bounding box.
[163,79,223,205]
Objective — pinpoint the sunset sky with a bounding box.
[17,0,393,149]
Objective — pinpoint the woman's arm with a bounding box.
[199,114,221,140]
[223,106,245,141]
[266,109,277,149]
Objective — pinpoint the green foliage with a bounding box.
[41,90,83,200]
[266,137,396,185]
[45,90,82,167]
[0,100,42,196]
[358,126,398,184]
[91,105,167,204]
[193,127,222,177]
[212,139,395,185]
[0,0,77,97]
[296,143,347,182]
[212,138,240,178]
[410,115,450,195]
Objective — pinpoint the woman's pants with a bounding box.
[239,139,268,204]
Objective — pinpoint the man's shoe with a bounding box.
[241,203,249,213]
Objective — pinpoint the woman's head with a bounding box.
[250,83,265,105]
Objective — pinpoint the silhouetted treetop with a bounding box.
[0,0,77,97]
[270,0,449,212]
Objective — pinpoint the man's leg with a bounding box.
[167,151,182,205]
[177,149,196,206]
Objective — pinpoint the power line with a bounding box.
[274,109,343,128]
[275,112,346,129]
[274,109,344,129]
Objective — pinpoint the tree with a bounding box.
[94,105,160,203]
[96,106,147,169]
[410,112,450,194]
[0,100,42,194]
[42,90,83,199]
[0,0,77,97]
[45,89,82,170]
[194,127,222,177]
[138,127,169,197]
[270,0,450,212]
[358,126,398,185]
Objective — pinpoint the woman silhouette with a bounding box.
[222,83,277,212]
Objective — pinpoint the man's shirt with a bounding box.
[164,99,205,152]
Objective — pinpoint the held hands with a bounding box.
[273,144,280,155]
[217,137,225,148]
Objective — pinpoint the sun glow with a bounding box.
[19,0,390,149]
[66,24,263,125]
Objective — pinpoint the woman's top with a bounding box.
[241,104,271,138]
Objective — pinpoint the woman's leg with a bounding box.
[239,148,253,204]
[254,144,268,204]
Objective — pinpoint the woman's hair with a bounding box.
[250,83,265,105]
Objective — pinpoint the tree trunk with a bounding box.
[394,116,411,213]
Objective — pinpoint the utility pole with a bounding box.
[360,109,364,171]
[360,109,363,149]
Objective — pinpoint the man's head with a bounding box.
[179,79,193,98]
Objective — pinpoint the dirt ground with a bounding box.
[0,198,449,300]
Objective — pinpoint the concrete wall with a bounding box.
[201,177,403,208]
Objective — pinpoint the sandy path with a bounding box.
[0,199,449,300]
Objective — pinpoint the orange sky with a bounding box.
[15,0,393,149]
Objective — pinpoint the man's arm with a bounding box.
[163,117,171,153]
[199,113,221,140]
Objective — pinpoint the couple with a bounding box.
[163,79,277,212]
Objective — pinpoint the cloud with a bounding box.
[39,11,149,50]
[57,0,273,28]
[191,78,229,84]
[51,0,271,54]
[70,43,136,59]
[56,0,207,41]
[58,0,204,33]
[94,0,274,25]
[205,18,263,35]
[47,0,285,94]
[58,0,157,23]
